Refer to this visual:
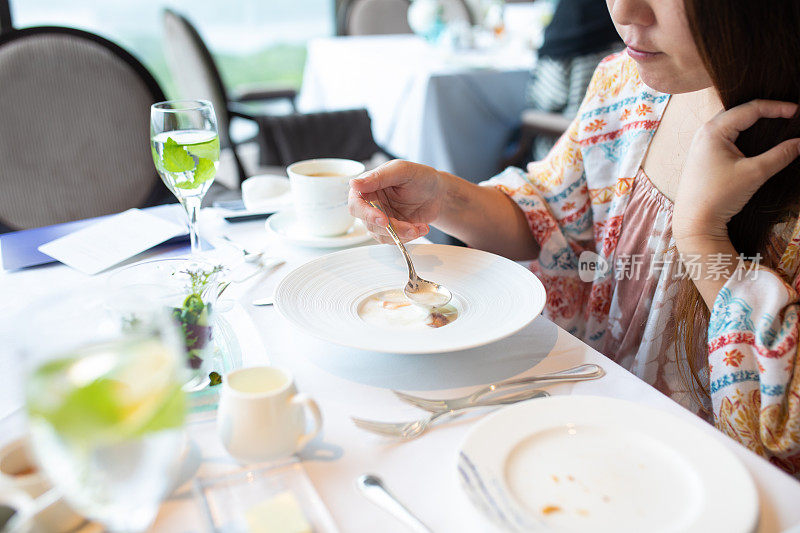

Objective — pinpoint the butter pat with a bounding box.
[245,491,312,533]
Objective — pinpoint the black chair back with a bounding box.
[0,27,170,232]
[162,8,251,183]
[0,0,12,35]
[254,109,393,166]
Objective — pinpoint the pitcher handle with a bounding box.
[290,393,323,452]
[1,487,61,533]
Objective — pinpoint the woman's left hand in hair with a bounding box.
[674,99,800,308]
[673,99,800,242]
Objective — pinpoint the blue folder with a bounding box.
[0,204,211,271]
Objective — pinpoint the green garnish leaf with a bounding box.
[162,137,195,172]
[209,372,222,386]
[182,293,205,318]
[187,136,220,160]
[173,158,215,190]
[193,157,216,185]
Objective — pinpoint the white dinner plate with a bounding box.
[273,244,546,353]
[458,395,758,533]
[266,210,372,249]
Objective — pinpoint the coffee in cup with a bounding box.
[286,158,365,237]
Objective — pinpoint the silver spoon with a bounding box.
[367,199,452,309]
[356,474,432,533]
[220,235,264,263]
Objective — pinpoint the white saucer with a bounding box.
[241,174,292,212]
[266,210,372,249]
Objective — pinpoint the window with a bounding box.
[11,0,334,96]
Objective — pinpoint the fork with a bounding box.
[352,388,548,439]
[393,363,604,413]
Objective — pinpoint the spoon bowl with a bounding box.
[404,278,452,309]
[365,198,452,309]
[220,235,264,263]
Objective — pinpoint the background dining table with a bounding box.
[297,34,534,182]
[2,208,800,532]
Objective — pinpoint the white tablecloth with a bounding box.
[298,35,533,182]
[3,212,800,532]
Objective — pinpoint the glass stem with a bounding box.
[182,197,202,254]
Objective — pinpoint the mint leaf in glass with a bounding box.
[194,158,216,185]
[173,158,216,190]
[186,136,220,160]
[162,137,195,173]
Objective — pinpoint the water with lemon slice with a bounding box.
[26,335,186,531]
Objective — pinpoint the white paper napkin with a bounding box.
[38,208,186,275]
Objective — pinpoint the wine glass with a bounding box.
[150,100,219,254]
[19,291,187,532]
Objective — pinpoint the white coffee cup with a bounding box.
[217,366,323,463]
[287,158,365,237]
[0,438,84,533]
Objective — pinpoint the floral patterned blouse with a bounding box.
[484,52,800,477]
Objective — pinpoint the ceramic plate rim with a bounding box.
[457,395,759,533]
[266,210,371,249]
[273,244,547,354]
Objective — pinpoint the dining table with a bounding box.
[2,208,800,533]
[297,33,534,183]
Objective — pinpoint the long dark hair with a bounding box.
[676,0,800,401]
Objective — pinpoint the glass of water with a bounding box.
[150,100,219,254]
[20,291,187,532]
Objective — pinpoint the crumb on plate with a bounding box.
[541,505,562,515]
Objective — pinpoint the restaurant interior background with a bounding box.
[10,0,329,97]
[4,0,550,244]
[5,1,800,532]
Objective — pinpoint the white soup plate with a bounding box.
[273,244,546,353]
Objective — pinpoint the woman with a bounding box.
[349,0,800,476]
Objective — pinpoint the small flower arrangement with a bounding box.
[171,265,224,385]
